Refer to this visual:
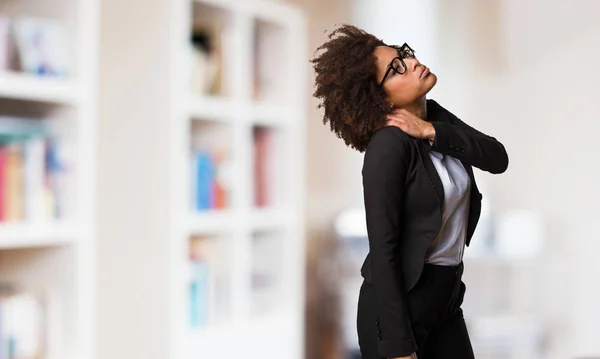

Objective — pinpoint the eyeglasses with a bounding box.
[378,43,416,88]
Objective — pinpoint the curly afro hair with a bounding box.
[310,24,393,152]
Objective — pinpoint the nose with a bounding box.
[404,57,421,71]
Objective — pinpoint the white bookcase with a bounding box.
[168,1,307,359]
[0,0,98,359]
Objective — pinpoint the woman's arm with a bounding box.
[385,100,509,174]
[426,102,509,174]
[362,126,417,358]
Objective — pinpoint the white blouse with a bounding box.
[424,149,472,266]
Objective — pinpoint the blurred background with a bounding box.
[0,0,598,359]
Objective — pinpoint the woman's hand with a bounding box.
[386,109,436,141]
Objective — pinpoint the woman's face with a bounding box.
[373,45,437,108]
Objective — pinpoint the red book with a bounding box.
[212,150,227,209]
[254,128,271,207]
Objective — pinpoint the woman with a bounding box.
[310,24,508,359]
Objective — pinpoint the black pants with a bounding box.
[356,262,475,359]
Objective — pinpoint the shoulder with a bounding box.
[366,126,411,152]
[363,126,414,166]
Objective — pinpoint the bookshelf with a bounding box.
[0,71,80,104]
[169,1,307,359]
[0,0,97,359]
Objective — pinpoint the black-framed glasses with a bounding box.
[378,43,416,88]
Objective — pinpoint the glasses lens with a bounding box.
[391,58,405,74]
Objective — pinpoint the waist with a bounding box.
[422,260,464,279]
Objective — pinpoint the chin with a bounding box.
[427,72,438,85]
[423,73,438,93]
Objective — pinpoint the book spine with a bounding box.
[195,150,214,211]
[24,136,46,221]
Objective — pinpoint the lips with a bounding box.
[420,66,430,78]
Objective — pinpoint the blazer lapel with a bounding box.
[415,138,445,211]
[421,99,482,246]
[461,160,477,192]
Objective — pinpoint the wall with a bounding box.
[435,1,600,357]
[349,0,600,357]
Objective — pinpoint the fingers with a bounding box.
[386,116,419,138]
[386,118,408,132]
[386,109,428,139]
[386,114,408,128]
[388,112,405,121]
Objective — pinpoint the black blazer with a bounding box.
[360,99,509,357]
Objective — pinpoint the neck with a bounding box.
[402,97,428,121]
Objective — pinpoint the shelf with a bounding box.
[187,96,298,127]
[188,95,235,122]
[189,306,290,347]
[0,71,80,105]
[247,101,294,128]
[0,222,79,249]
[187,209,292,234]
[188,210,234,235]
[251,207,289,231]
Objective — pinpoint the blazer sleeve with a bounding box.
[362,126,417,357]
[426,102,509,174]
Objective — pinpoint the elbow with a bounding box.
[490,147,509,174]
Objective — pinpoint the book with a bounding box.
[191,148,229,211]
[253,127,272,207]
[212,149,228,209]
[0,287,46,359]
[194,150,214,211]
[0,117,66,222]
[189,237,209,327]
[3,143,24,221]
[24,137,46,221]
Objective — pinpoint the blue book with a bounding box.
[190,260,209,327]
[195,150,214,211]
